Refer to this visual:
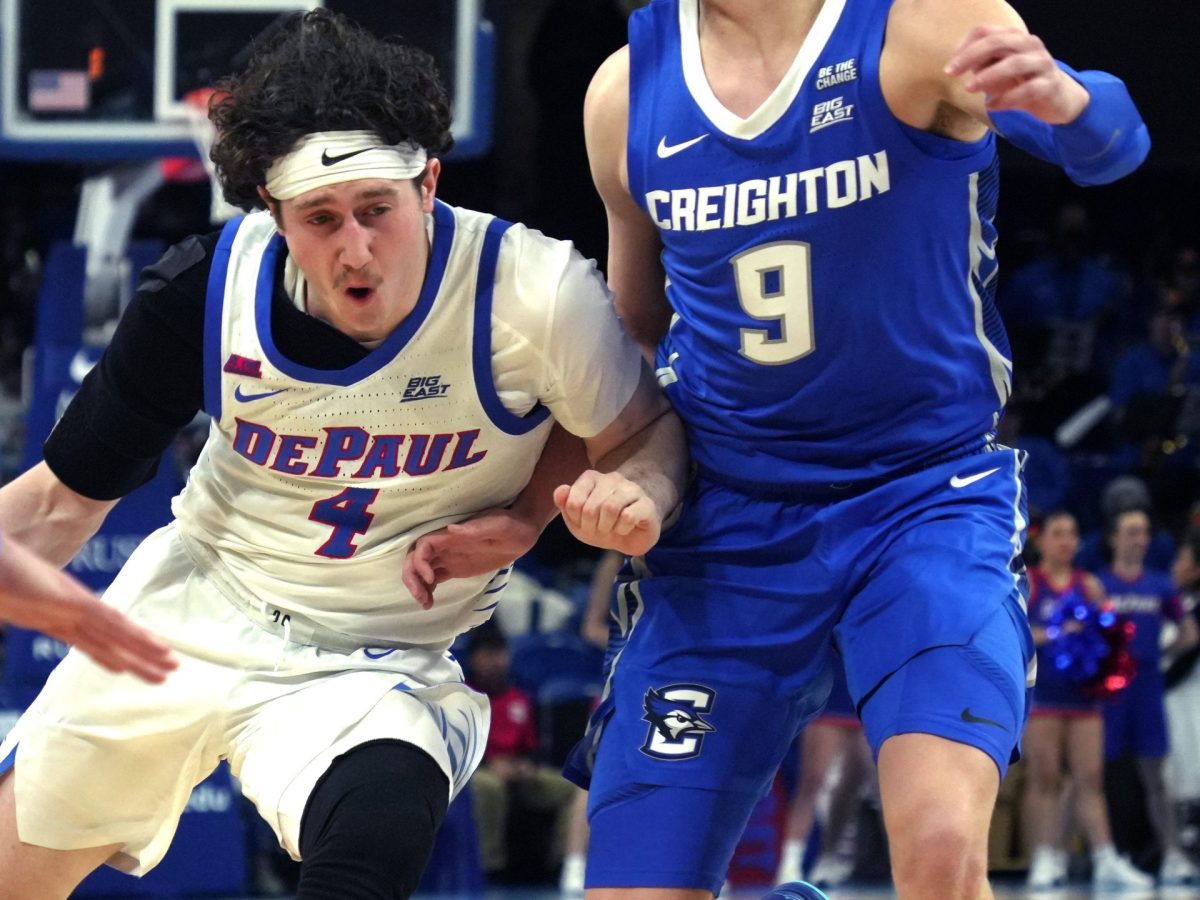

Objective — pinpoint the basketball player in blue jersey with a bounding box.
[0,530,176,684]
[0,11,686,900]
[571,0,1149,897]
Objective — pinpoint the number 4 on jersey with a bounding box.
[309,487,380,558]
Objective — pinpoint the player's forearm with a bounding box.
[0,463,115,566]
[507,423,591,531]
[989,64,1150,186]
[592,406,688,528]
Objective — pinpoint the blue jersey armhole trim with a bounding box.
[472,218,552,435]
[204,216,244,420]
[256,201,456,385]
[0,742,17,776]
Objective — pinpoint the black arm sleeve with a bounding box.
[43,233,216,500]
[43,228,372,500]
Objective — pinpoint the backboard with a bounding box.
[0,0,492,160]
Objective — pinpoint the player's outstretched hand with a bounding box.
[402,507,542,610]
[945,25,1088,124]
[553,470,661,558]
[0,535,177,683]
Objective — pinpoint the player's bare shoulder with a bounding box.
[881,0,1022,137]
[584,46,632,195]
[585,45,630,128]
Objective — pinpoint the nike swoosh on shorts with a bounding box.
[949,467,1000,489]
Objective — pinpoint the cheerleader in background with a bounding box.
[1102,508,1200,886]
[1023,510,1153,890]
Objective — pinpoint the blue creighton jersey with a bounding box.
[629,0,1010,492]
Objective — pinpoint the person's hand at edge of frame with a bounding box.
[0,533,178,683]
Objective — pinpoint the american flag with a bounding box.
[27,70,90,113]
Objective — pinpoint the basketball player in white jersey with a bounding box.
[0,10,685,899]
[0,530,176,683]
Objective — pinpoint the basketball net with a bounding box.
[182,87,240,224]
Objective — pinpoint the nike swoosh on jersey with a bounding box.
[234,385,287,402]
[656,134,708,159]
[321,147,375,166]
[949,467,1000,489]
[960,707,1007,730]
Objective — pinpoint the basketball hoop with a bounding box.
[181,87,240,224]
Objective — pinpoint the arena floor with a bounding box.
[398,884,1191,899]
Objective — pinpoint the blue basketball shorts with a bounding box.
[565,447,1032,892]
[816,657,859,725]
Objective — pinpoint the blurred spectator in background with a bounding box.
[1104,301,1200,531]
[1108,305,1200,451]
[1077,476,1176,572]
[1100,509,1200,885]
[996,402,1070,521]
[1001,203,1128,392]
[1165,246,1200,330]
[465,622,576,884]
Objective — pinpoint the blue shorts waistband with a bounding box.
[695,438,996,502]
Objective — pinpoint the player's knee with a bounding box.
[891,823,987,896]
[888,806,988,894]
[297,740,449,900]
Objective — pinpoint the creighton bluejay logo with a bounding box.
[640,684,716,760]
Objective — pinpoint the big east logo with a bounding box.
[810,96,854,133]
[403,375,450,402]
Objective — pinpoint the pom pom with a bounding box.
[1043,590,1137,700]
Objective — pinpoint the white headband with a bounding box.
[264,130,428,200]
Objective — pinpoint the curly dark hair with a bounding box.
[209,8,454,211]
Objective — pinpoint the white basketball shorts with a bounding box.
[0,523,489,875]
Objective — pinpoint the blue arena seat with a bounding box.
[508,631,604,697]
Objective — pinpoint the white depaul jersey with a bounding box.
[174,201,640,649]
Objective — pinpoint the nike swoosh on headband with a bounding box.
[320,147,377,166]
